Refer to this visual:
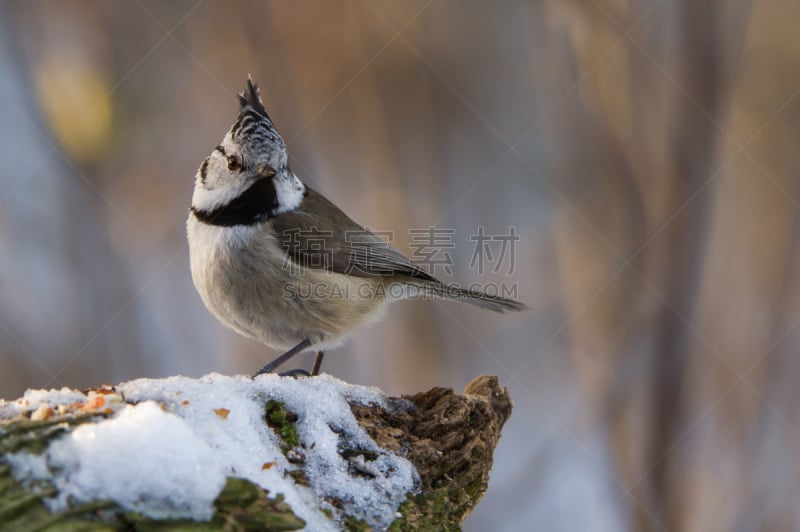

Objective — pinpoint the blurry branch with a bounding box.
[553,0,755,530]
[0,6,143,393]
[646,2,725,529]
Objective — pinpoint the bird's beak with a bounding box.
[257,165,277,179]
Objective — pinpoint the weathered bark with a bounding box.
[0,375,511,531]
[356,375,513,531]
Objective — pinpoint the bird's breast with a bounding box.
[186,216,278,330]
[186,214,391,349]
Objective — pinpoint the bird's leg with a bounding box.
[277,351,324,378]
[253,339,311,376]
[311,351,324,376]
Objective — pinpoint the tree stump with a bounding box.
[0,374,512,531]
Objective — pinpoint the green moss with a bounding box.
[121,478,305,531]
[389,486,476,532]
[264,400,300,453]
[0,412,110,456]
[0,471,305,532]
[0,480,117,532]
[464,478,484,498]
[343,515,371,531]
[0,436,304,532]
[0,405,306,531]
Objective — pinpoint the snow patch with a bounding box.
[0,387,87,419]
[48,401,226,519]
[2,373,418,529]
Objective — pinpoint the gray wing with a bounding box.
[271,187,436,281]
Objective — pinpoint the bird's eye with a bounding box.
[227,154,242,172]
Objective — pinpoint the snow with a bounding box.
[0,387,87,419]
[49,402,227,519]
[1,373,419,529]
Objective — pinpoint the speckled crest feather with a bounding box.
[230,76,285,161]
[238,76,270,121]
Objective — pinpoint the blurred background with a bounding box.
[0,1,798,530]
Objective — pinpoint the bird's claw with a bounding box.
[279,368,312,378]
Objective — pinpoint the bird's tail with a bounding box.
[409,281,527,313]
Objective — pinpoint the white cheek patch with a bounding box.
[191,178,251,212]
[191,138,250,212]
[273,173,305,214]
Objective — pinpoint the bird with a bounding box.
[186,77,526,377]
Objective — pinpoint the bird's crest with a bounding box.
[229,76,286,168]
[238,75,270,121]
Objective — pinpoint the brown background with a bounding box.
[0,1,798,530]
